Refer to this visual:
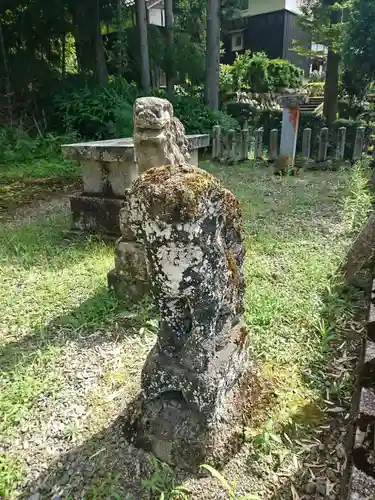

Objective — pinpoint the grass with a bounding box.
[0,160,372,498]
[0,130,81,215]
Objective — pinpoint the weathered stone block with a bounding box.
[69,194,124,237]
[107,240,149,300]
[124,164,253,470]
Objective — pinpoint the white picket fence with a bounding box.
[211,122,369,164]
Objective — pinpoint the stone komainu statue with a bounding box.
[133,97,190,173]
[124,163,253,470]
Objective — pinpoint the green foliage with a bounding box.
[296,0,346,54]
[52,76,138,139]
[142,456,190,499]
[267,58,303,91]
[220,52,303,96]
[170,96,239,134]
[305,82,325,97]
[219,64,235,96]
[246,419,282,455]
[309,70,326,83]
[0,126,79,182]
[200,465,260,500]
[338,97,370,120]
[343,0,375,92]
[0,454,24,498]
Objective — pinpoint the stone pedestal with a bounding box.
[124,164,253,470]
[62,139,137,239]
[62,134,209,240]
[69,194,125,240]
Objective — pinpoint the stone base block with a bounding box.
[124,326,253,470]
[125,366,253,471]
[107,239,149,300]
[70,193,124,238]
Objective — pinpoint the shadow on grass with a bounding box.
[22,411,153,500]
[1,285,155,376]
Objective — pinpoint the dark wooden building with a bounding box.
[222,1,311,74]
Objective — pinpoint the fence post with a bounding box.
[228,129,236,163]
[268,129,278,162]
[302,128,311,160]
[336,126,346,161]
[212,125,221,160]
[318,127,329,163]
[255,127,264,160]
[278,93,305,168]
[241,121,249,161]
[353,126,365,161]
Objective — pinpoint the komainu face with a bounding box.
[133,97,173,132]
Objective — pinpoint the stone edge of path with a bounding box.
[347,278,375,499]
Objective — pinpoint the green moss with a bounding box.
[226,251,239,287]
[133,164,241,223]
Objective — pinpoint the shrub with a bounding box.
[338,97,370,120]
[267,58,303,91]
[169,95,239,134]
[52,77,139,139]
[219,64,235,96]
[309,70,326,83]
[222,52,303,96]
[0,126,77,165]
[305,82,325,97]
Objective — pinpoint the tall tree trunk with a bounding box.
[323,0,341,125]
[61,33,66,78]
[116,0,122,75]
[204,0,220,110]
[136,0,151,92]
[95,0,108,85]
[0,21,12,124]
[165,0,174,97]
[323,48,340,125]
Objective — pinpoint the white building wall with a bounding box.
[148,7,164,27]
[285,0,302,14]
[242,0,301,16]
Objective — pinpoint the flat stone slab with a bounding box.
[62,134,210,162]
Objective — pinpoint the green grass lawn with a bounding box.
[0,161,372,499]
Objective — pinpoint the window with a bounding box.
[231,32,244,52]
[238,0,248,10]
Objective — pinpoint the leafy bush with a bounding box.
[267,58,303,91]
[338,97,370,120]
[53,77,138,139]
[0,126,77,165]
[171,96,238,134]
[0,125,79,182]
[309,70,326,83]
[147,90,239,135]
[304,82,325,97]
[221,52,303,97]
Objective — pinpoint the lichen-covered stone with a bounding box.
[124,163,252,469]
[133,97,190,173]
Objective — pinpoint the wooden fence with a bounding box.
[211,122,371,165]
